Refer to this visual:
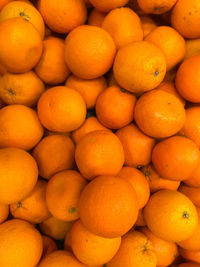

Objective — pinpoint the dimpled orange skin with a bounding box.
[113,41,166,93]
[134,89,186,138]
[0,104,44,150]
[176,56,200,103]
[179,247,200,264]
[41,235,57,259]
[116,123,155,168]
[107,230,157,267]
[75,130,125,180]
[10,179,51,224]
[144,190,198,242]
[32,134,75,180]
[0,204,9,224]
[152,136,200,181]
[171,0,200,39]
[137,0,177,14]
[0,219,43,267]
[78,175,139,238]
[71,220,121,266]
[96,85,136,129]
[38,0,87,34]
[89,0,129,12]
[46,170,87,222]
[179,184,200,207]
[118,166,150,209]
[0,17,43,73]
[88,9,106,27]
[0,148,38,204]
[102,7,143,49]
[64,25,116,79]
[37,86,86,133]
[140,16,157,37]
[184,164,200,187]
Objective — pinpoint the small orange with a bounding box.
[185,39,200,60]
[65,25,116,79]
[96,85,136,129]
[41,235,57,259]
[66,75,107,109]
[0,204,9,224]
[72,117,110,144]
[0,17,42,73]
[179,184,200,207]
[140,15,157,37]
[10,179,51,224]
[88,8,106,27]
[141,227,178,267]
[0,104,44,150]
[89,0,129,12]
[142,164,181,193]
[107,230,157,267]
[102,7,143,49]
[134,89,186,138]
[184,164,200,188]
[113,41,166,93]
[32,134,75,180]
[0,71,45,107]
[78,175,139,238]
[143,190,198,242]
[118,166,150,209]
[137,0,177,14]
[179,247,200,264]
[71,220,121,265]
[75,130,124,180]
[46,170,87,221]
[0,147,38,204]
[116,123,155,168]
[152,136,200,181]
[37,86,86,133]
[38,0,87,34]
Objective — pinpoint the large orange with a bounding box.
[137,0,177,14]
[78,175,139,238]
[38,0,87,34]
[0,204,9,224]
[152,136,200,181]
[0,147,38,204]
[89,0,129,12]
[144,190,198,242]
[0,17,42,73]
[113,41,166,93]
[134,89,186,138]
[75,130,124,180]
[0,219,43,267]
[37,86,86,133]
[65,25,116,79]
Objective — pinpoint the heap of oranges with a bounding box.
[1,0,200,266]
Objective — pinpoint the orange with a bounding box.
[137,0,177,14]
[71,220,121,265]
[46,170,87,221]
[176,56,200,103]
[37,86,86,133]
[164,67,177,83]
[116,123,155,168]
[144,189,198,242]
[88,8,106,27]
[0,97,5,108]
[184,164,200,187]
[65,25,116,79]
[134,89,186,138]
[179,184,200,207]
[0,104,43,150]
[171,0,200,38]
[39,216,73,240]
[0,219,43,267]
[113,41,166,93]
[142,164,181,193]
[145,26,186,71]
[141,227,178,267]
[140,15,157,37]
[96,85,136,129]
[89,0,129,12]
[38,250,85,267]
[152,136,200,181]
[135,209,146,227]
[179,247,200,264]
[35,37,70,85]
[0,147,38,204]
[72,117,110,144]
[179,263,200,267]
[0,204,9,224]
[0,0,13,11]
[102,7,143,49]
[66,75,107,109]
[107,230,157,267]
[0,17,42,73]
[64,224,73,251]
[10,179,51,224]
[75,130,124,180]
[41,235,57,259]
[0,1,45,39]
[185,39,200,60]
[78,175,139,238]
[38,0,87,34]
[32,134,75,180]
[0,71,45,107]
[118,166,150,209]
